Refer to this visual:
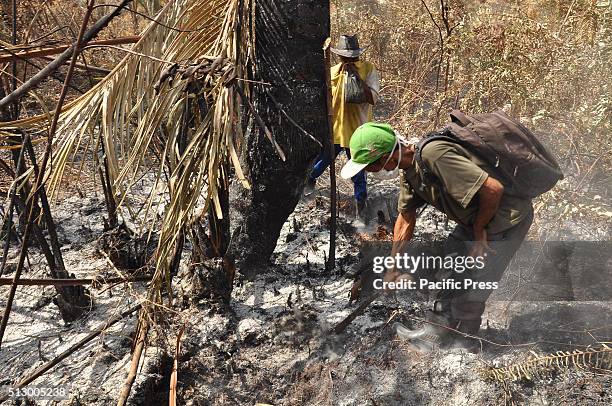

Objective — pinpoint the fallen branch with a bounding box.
[0,302,142,403]
[0,0,134,110]
[0,276,152,286]
[332,292,382,334]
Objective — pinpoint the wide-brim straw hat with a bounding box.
[331,35,368,58]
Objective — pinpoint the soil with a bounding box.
[1,167,611,406]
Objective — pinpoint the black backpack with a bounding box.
[415,110,564,198]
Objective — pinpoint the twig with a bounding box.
[97,134,119,228]
[80,44,177,64]
[0,132,29,278]
[11,0,18,119]
[556,0,577,37]
[93,4,213,34]
[234,83,286,161]
[23,135,66,271]
[0,36,141,63]
[0,59,85,105]
[0,303,142,403]
[266,90,322,147]
[420,0,444,96]
[40,56,111,75]
[30,25,70,44]
[0,276,152,286]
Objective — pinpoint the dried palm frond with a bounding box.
[1,0,256,305]
[481,343,612,382]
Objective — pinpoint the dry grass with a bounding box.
[332,0,612,233]
[333,0,611,163]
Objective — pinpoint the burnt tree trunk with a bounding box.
[227,0,330,277]
[0,79,90,322]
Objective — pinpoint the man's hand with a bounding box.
[384,209,418,293]
[393,210,417,244]
[343,62,357,74]
[342,62,375,105]
[470,226,495,259]
[383,269,411,286]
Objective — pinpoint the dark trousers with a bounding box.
[433,207,534,322]
[309,144,367,202]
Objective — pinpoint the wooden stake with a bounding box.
[323,38,336,272]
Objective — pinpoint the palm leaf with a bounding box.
[1,0,255,304]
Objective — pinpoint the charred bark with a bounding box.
[21,137,92,321]
[0,64,90,323]
[227,0,330,277]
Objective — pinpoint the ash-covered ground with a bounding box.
[1,166,611,406]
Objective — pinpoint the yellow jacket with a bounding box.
[331,60,377,147]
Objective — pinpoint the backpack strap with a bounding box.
[414,129,456,187]
[449,110,472,126]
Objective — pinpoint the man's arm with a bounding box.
[384,209,417,284]
[393,209,417,248]
[361,80,375,105]
[471,175,504,257]
[420,144,504,257]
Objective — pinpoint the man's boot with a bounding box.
[355,199,368,225]
[303,178,316,196]
[394,311,458,352]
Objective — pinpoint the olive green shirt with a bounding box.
[398,140,532,234]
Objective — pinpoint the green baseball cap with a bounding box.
[340,122,397,179]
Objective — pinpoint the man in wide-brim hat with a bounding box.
[305,34,380,224]
[330,34,369,58]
